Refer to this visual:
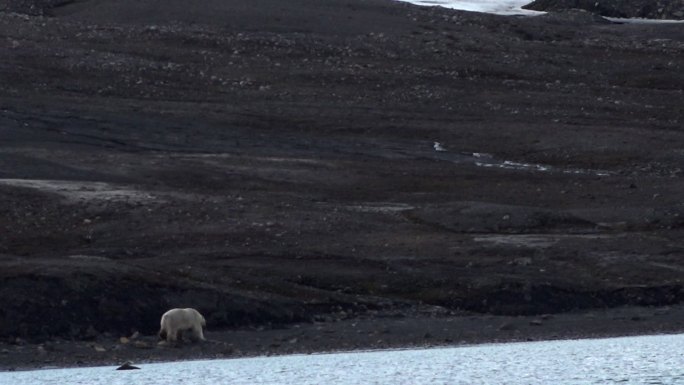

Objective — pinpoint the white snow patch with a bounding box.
[397,0,545,16]
[67,255,112,262]
[470,152,613,176]
[0,179,155,202]
[433,142,447,152]
[346,203,415,213]
[397,0,684,21]
[605,17,684,24]
[474,233,613,248]
[169,153,330,166]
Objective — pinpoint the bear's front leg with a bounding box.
[188,326,205,342]
[167,327,179,344]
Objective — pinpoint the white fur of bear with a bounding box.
[158,308,206,343]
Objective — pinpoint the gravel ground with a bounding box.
[1,0,683,369]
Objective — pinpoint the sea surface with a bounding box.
[3,334,684,384]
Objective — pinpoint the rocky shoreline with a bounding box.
[1,0,683,370]
[3,305,684,371]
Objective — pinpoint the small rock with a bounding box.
[119,337,130,344]
[654,307,670,316]
[84,326,99,340]
[116,362,140,371]
[133,341,152,349]
[129,331,140,340]
[529,319,543,326]
[93,344,107,352]
[498,322,516,331]
[511,257,532,266]
[433,142,446,152]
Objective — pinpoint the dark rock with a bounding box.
[133,341,152,349]
[116,362,140,370]
[83,326,99,341]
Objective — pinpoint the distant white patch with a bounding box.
[474,233,612,248]
[0,179,155,202]
[472,152,491,158]
[470,152,613,177]
[433,142,447,152]
[67,255,111,262]
[174,153,329,166]
[346,203,415,213]
[397,0,545,16]
[474,160,550,172]
[605,17,684,24]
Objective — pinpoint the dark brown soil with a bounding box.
[1,0,683,370]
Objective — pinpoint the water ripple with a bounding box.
[4,334,684,384]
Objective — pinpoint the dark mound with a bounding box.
[523,0,684,19]
[0,0,75,16]
[537,8,615,24]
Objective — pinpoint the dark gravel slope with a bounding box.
[1,0,683,368]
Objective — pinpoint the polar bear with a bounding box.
[158,308,206,343]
